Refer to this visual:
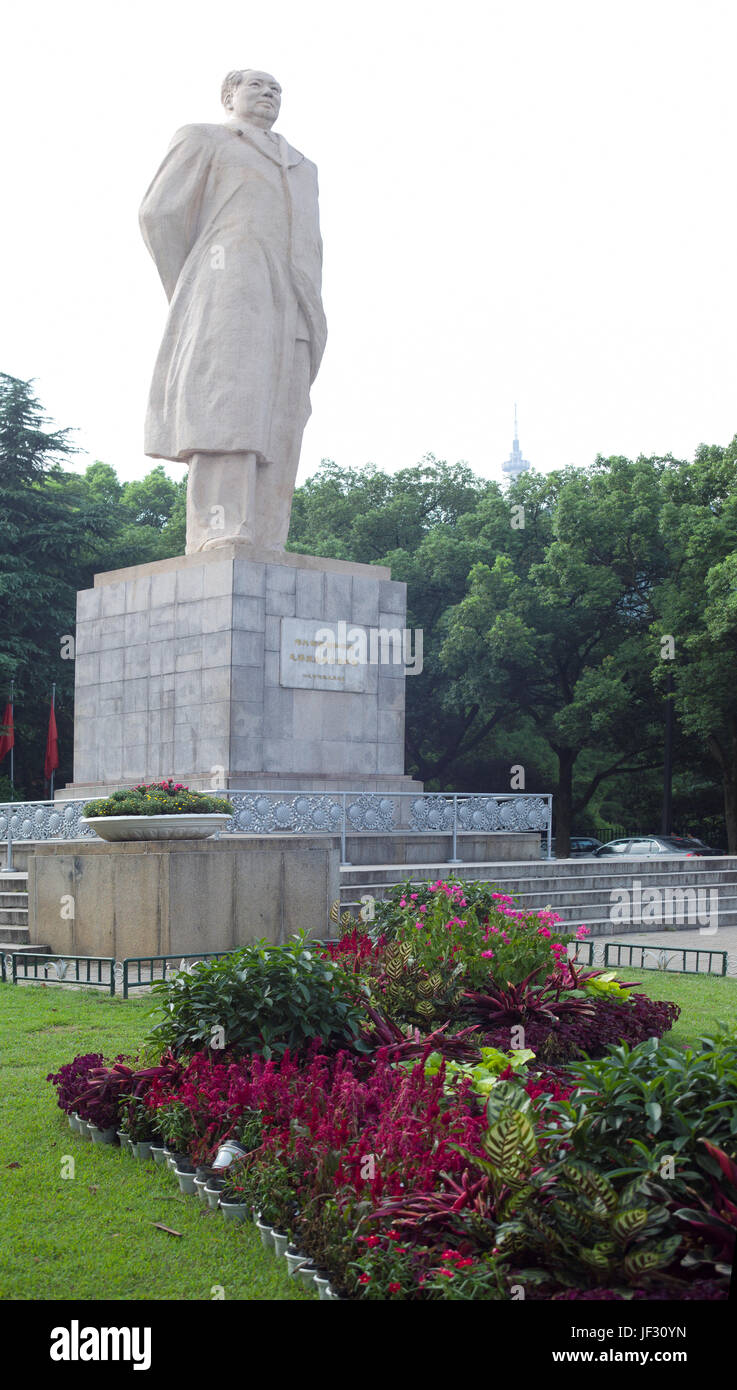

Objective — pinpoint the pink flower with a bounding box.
[399,898,407,907]
[537,926,551,939]
[410,894,418,901]
[576,925,590,939]
[388,1282,401,1293]
[481,950,494,959]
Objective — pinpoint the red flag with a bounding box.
[44,702,59,782]
[0,703,13,762]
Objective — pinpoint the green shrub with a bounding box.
[83,779,232,818]
[147,932,370,1060]
[543,1031,737,1200]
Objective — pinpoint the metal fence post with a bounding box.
[448,794,462,865]
[340,792,350,866]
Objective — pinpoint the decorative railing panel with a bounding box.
[1,789,553,864]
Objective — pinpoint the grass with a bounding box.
[0,984,306,1301]
[611,967,737,1048]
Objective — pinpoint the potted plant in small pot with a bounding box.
[81,781,233,843]
[47,1053,106,1133]
[151,1099,195,1175]
[120,1096,158,1160]
[218,1157,255,1223]
[252,1158,298,1254]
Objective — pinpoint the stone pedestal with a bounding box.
[28,835,339,958]
[66,544,422,797]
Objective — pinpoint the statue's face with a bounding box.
[230,72,282,128]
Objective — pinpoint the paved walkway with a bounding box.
[589,926,737,977]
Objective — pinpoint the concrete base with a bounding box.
[66,544,421,796]
[28,835,339,959]
[342,832,539,864]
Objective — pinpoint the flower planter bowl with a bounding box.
[79,1121,93,1141]
[67,1112,80,1132]
[175,1168,198,1196]
[150,1144,167,1166]
[194,1176,209,1205]
[314,1276,331,1301]
[81,813,231,843]
[219,1200,250,1223]
[116,1129,133,1153]
[132,1140,154,1161]
[89,1125,117,1145]
[256,1221,275,1252]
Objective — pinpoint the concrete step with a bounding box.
[339,860,737,937]
[340,858,737,886]
[0,936,49,951]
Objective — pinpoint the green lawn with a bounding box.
[0,984,307,1301]
[614,967,737,1047]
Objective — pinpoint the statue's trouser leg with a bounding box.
[252,340,313,550]
[185,452,259,554]
[184,341,312,554]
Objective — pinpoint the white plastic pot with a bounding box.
[256,1221,275,1252]
[175,1168,197,1196]
[219,1201,250,1223]
[272,1230,289,1258]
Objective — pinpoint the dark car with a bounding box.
[541,835,602,858]
[594,834,724,859]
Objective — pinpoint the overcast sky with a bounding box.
[1,0,735,489]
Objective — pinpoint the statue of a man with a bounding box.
[140,70,327,553]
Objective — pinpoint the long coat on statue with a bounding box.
[139,120,327,463]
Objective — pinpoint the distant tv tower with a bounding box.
[501,404,532,482]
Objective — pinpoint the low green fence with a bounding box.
[120,951,234,998]
[604,941,728,976]
[3,952,116,992]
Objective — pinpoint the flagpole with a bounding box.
[49,682,56,801]
[8,678,13,794]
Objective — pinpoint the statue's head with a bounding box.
[221,70,282,129]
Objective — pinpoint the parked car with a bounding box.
[593,834,724,858]
[540,835,603,858]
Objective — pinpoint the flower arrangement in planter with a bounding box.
[81,780,233,842]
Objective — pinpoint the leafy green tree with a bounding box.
[440,460,672,855]
[653,440,737,850]
[0,375,113,794]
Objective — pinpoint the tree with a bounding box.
[0,375,113,794]
[439,459,672,855]
[653,440,737,850]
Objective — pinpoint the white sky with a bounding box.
[1,0,735,488]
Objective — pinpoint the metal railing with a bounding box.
[4,951,116,992]
[120,951,233,998]
[0,790,553,865]
[604,941,728,976]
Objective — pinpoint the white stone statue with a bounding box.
[140,70,327,553]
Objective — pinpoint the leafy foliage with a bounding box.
[148,933,370,1059]
[83,780,231,818]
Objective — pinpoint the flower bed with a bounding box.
[46,878,735,1300]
